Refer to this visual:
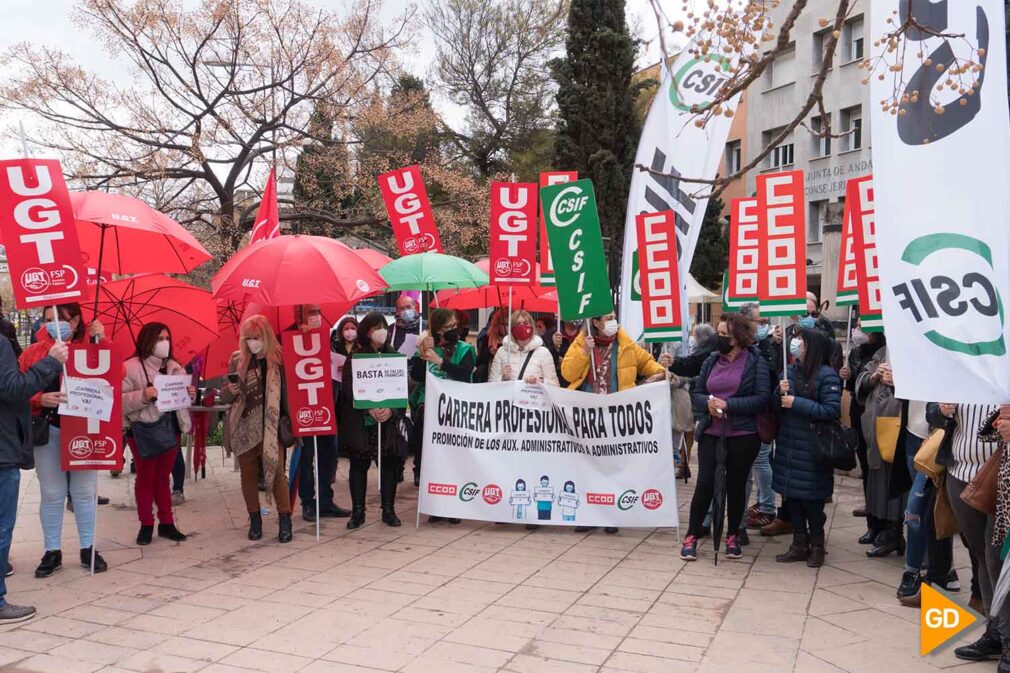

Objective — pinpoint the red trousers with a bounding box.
[128,436,179,526]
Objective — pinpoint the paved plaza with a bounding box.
[0,447,978,673]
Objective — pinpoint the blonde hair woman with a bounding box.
[220,315,295,543]
[489,310,559,386]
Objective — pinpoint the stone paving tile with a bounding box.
[0,446,971,672]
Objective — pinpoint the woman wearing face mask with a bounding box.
[553,321,582,387]
[220,315,295,543]
[409,309,476,523]
[680,314,771,561]
[771,329,842,568]
[122,323,195,545]
[475,309,508,383]
[840,320,888,539]
[341,312,407,528]
[489,310,559,386]
[20,303,110,577]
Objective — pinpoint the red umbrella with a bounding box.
[436,258,558,312]
[83,274,219,366]
[354,248,394,271]
[212,235,386,307]
[70,192,212,275]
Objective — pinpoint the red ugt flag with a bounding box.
[249,168,280,244]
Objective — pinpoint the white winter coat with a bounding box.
[489,335,559,386]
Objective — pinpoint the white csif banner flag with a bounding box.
[619,50,744,340]
[417,376,678,528]
[870,0,1010,403]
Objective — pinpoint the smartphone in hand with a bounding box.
[227,373,239,384]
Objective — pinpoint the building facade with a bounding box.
[742,0,873,310]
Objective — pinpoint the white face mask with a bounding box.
[370,328,388,346]
[246,338,264,355]
[343,329,357,342]
[851,328,870,346]
[601,319,619,337]
[153,340,171,360]
[305,315,322,330]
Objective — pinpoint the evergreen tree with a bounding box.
[552,0,642,290]
[690,198,728,290]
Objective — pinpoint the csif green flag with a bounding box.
[539,179,614,321]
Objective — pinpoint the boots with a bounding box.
[867,524,905,558]
[381,460,401,527]
[248,511,263,541]
[347,463,367,530]
[807,536,826,568]
[776,534,810,563]
[278,514,293,543]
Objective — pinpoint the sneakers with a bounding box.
[5,563,11,578]
[724,535,743,560]
[0,603,36,624]
[737,529,750,546]
[34,550,62,578]
[954,625,1002,661]
[760,518,793,537]
[897,570,921,600]
[746,511,775,529]
[935,569,961,592]
[680,535,698,561]
[171,491,185,507]
[79,548,108,573]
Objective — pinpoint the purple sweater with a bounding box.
[704,353,750,437]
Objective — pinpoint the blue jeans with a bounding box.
[35,426,97,551]
[904,433,929,573]
[0,468,20,606]
[744,442,776,515]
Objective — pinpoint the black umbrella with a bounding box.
[709,410,729,566]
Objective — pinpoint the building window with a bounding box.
[841,105,862,151]
[725,140,742,174]
[763,128,794,169]
[765,42,796,89]
[808,200,827,243]
[812,30,830,70]
[843,17,864,62]
[811,115,831,158]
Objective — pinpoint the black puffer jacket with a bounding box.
[0,339,61,470]
[772,363,842,500]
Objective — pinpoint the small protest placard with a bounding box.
[154,374,192,412]
[351,353,408,409]
[59,377,114,422]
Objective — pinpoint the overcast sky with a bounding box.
[0,0,698,156]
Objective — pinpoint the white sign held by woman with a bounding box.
[154,374,192,412]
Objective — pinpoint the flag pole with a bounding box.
[314,436,320,542]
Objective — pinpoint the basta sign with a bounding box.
[0,159,85,308]
[489,182,538,285]
[377,165,443,256]
[62,344,123,471]
[282,328,336,436]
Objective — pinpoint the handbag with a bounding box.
[914,428,946,479]
[757,411,780,444]
[875,415,901,463]
[131,413,179,459]
[278,415,296,449]
[960,445,1002,515]
[933,473,960,539]
[31,416,50,446]
[811,420,858,471]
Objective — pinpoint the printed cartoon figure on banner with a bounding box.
[0,159,86,308]
[489,182,538,285]
[282,329,336,436]
[377,165,443,256]
[635,210,683,343]
[756,170,807,316]
[537,171,576,286]
[62,344,123,471]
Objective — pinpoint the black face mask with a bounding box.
[443,330,460,345]
[457,327,469,340]
[715,335,733,355]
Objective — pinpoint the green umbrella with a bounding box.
[379,252,488,291]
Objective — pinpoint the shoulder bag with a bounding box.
[960,445,1002,515]
[811,420,859,471]
[913,428,947,479]
[132,413,179,459]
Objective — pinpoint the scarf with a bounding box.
[227,357,283,502]
[396,313,420,331]
[586,342,615,394]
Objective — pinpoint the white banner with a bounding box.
[417,376,678,528]
[870,0,1010,403]
[620,48,744,340]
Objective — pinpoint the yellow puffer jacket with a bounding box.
[560,328,666,391]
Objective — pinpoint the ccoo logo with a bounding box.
[893,233,1005,356]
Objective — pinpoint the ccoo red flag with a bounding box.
[249,168,280,244]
